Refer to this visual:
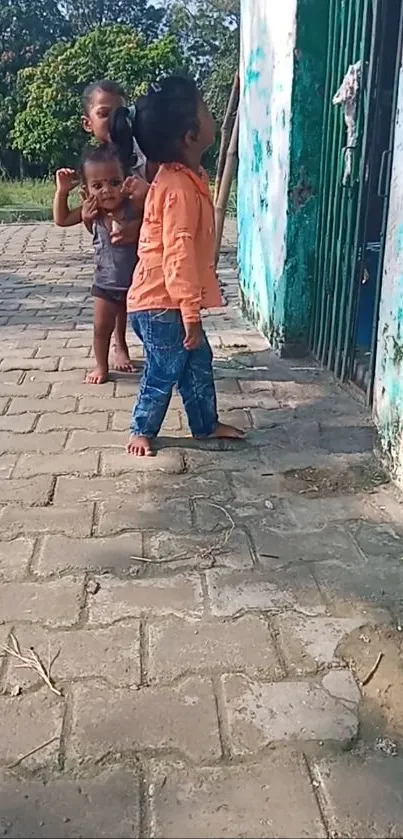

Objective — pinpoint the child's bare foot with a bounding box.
[86,366,109,385]
[208,422,245,440]
[127,435,154,456]
[113,346,134,373]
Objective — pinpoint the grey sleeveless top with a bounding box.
[93,200,137,293]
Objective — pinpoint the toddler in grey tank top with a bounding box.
[53,143,141,384]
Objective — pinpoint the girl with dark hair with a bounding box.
[80,79,151,374]
[122,76,244,456]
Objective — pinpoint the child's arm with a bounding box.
[162,186,203,350]
[53,169,83,227]
[122,175,150,212]
[113,175,150,247]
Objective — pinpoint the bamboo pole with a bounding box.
[213,72,239,205]
[214,108,239,263]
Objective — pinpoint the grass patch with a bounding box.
[0,176,236,223]
[0,178,55,209]
[0,177,79,222]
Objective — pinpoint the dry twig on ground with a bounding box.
[361,651,384,686]
[3,632,62,696]
[7,736,59,770]
[131,498,236,566]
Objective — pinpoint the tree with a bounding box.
[63,0,165,41]
[165,0,239,121]
[12,25,183,170]
[0,0,71,170]
[164,0,239,172]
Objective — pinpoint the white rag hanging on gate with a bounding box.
[333,60,361,185]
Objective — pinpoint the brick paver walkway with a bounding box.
[1,222,403,837]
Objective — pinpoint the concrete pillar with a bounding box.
[374,55,403,483]
[238,0,328,355]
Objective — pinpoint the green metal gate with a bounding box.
[309,0,383,384]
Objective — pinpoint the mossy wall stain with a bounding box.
[283,0,328,349]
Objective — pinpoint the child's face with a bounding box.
[84,158,124,212]
[82,89,126,143]
[196,97,216,152]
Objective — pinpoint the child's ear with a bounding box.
[184,128,196,148]
[81,114,92,134]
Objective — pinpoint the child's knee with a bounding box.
[94,315,115,339]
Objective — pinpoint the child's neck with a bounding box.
[103,203,125,221]
[182,148,202,174]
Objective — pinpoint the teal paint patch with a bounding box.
[252,129,263,173]
[396,223,403,256]
[244,45,265,91]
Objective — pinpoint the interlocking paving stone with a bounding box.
[0,769,140,838]
[69,678,220,762]
[1,223,402,836]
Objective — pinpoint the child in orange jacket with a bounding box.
[124,76,244,456]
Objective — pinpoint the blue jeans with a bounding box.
[129,309,218,438]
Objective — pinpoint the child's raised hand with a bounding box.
[183,321,203,351]
[81,195,98,227]
[55,168,78,195]
[122,176,150,210]
[110,218,141,246]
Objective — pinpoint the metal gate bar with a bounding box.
[315,0,346,357]
[333,0,371,378]
[327,0,365,372]
[309,0,336,351]
[319,0,352,366]
[310,0,383,387]
[340,0,379,380]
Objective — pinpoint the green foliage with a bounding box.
[167,0,240,174]
[166,0,240,174]
[166,0,239,120]
[12,25,182,170]
[63,0,164,41]
[1,0,240,178]
[0,0,71,164]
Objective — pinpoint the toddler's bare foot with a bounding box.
[127,435,154,457]
[86,366,109,385]
[209,422,245,440]
[113,347,134,373]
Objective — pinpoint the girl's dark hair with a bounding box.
[109,75,200,165]
[80,142,127,179]
[82,79,126,114]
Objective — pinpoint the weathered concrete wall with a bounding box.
[238,0,328,353]
[374,54,403,482]
[238,0,296,347]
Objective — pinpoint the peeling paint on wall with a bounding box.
[374,57,403,483]
[238,0,328,353]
